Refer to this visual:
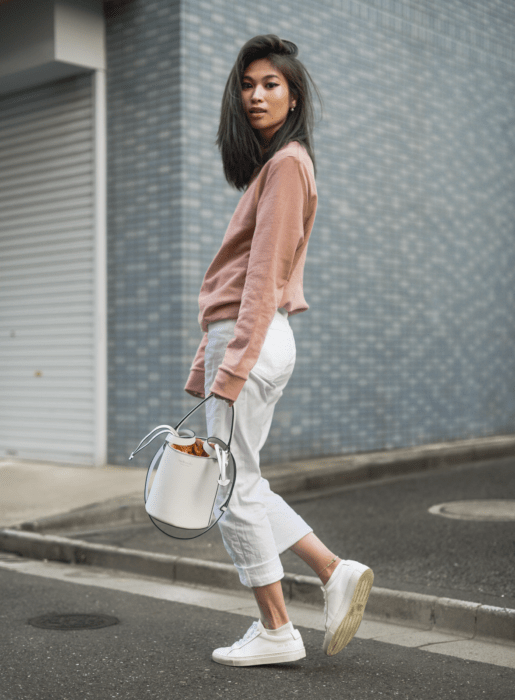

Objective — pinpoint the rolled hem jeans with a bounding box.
[204,308,313,588]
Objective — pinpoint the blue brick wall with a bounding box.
[106,0,515,467]
[105,0,183,466]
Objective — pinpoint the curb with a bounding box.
[17,494,144,534]
[264,434,515,496]
[1,528,513,646]
[12,435,515,534]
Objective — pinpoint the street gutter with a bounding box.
[2,435,515,647]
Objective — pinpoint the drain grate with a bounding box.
[428,500,515,522]
[28,613,119,630]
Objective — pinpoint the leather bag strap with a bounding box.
[129,394,234,460]
[175,393,234,449]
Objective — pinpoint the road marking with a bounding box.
[1,555,514,669]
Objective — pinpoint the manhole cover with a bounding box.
[428,500,515,522]
[28,614,119,630]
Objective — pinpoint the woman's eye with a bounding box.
[241,82,279,89]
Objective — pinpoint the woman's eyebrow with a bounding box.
[242,74,281,81]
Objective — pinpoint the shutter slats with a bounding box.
[0,328,93,341]
[0,103,93,140]
[2,209,93,232]
[0,221,93,240]
[0,178,93,207]
[0,160,92,190]
[1,260,93,279]
[0,353,92,365]
[0,237,93,260]
[0,84,92,123]
[0,149,92,182]
[1,124,93,162]
[1,138,92,171]
[0,74,96,463]
[2,193,93,218]
[0,221,91,241]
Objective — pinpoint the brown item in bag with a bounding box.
[172,438,210,457]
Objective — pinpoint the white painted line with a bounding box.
[1,556,514,669]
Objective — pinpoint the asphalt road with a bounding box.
[61,456,515,609]
[1,565,514,700]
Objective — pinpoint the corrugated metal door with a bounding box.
[0,73,98,464]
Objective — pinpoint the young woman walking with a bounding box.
[184,34,373,667]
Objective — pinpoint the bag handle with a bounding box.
[128,394,234,461]
[175,393,234,449]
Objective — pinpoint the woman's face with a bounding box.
[241,58,296,145]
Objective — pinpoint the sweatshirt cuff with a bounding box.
[184,369,206,398]
[210,368,247,403]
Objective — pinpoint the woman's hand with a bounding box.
[210,392,234,408]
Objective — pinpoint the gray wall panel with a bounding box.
[0,73,97,463]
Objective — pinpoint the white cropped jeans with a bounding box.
[204,308,313,588]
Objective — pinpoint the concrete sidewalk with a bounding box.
[1,434,515,647]
[0,458,146,529]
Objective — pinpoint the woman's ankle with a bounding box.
[262,617,290,630]
[253,580,289,630]
[319,556,342,585]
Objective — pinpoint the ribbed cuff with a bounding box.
[184,369,205,398]
[209,367,247,403]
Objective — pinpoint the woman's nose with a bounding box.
[251,86,265,100]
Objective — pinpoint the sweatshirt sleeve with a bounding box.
[184,332,208,398]
[209,155,308,403]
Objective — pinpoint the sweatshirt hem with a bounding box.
[200,304,240,333]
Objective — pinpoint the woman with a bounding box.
[184,34,373,667]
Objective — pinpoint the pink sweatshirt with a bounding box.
[184,140,318,403]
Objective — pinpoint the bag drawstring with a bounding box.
[214,443,230,486]
[130,423,231,487]
[128,425,178,460]
[130,395,235,462]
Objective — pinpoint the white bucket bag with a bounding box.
[129,395,236,539]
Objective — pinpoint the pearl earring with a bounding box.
[290,107,295,112]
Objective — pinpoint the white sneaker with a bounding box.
[322,559,374,656]
[212,619,306,667]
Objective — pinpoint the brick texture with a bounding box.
[105,0,515,466]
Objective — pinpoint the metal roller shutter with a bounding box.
[0,73,99,464]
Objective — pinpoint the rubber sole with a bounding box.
[212,646,306,667]
[325,567,374,657]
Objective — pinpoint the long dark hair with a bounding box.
[216,34,324,191]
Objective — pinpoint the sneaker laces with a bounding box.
[231,621,259,649]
